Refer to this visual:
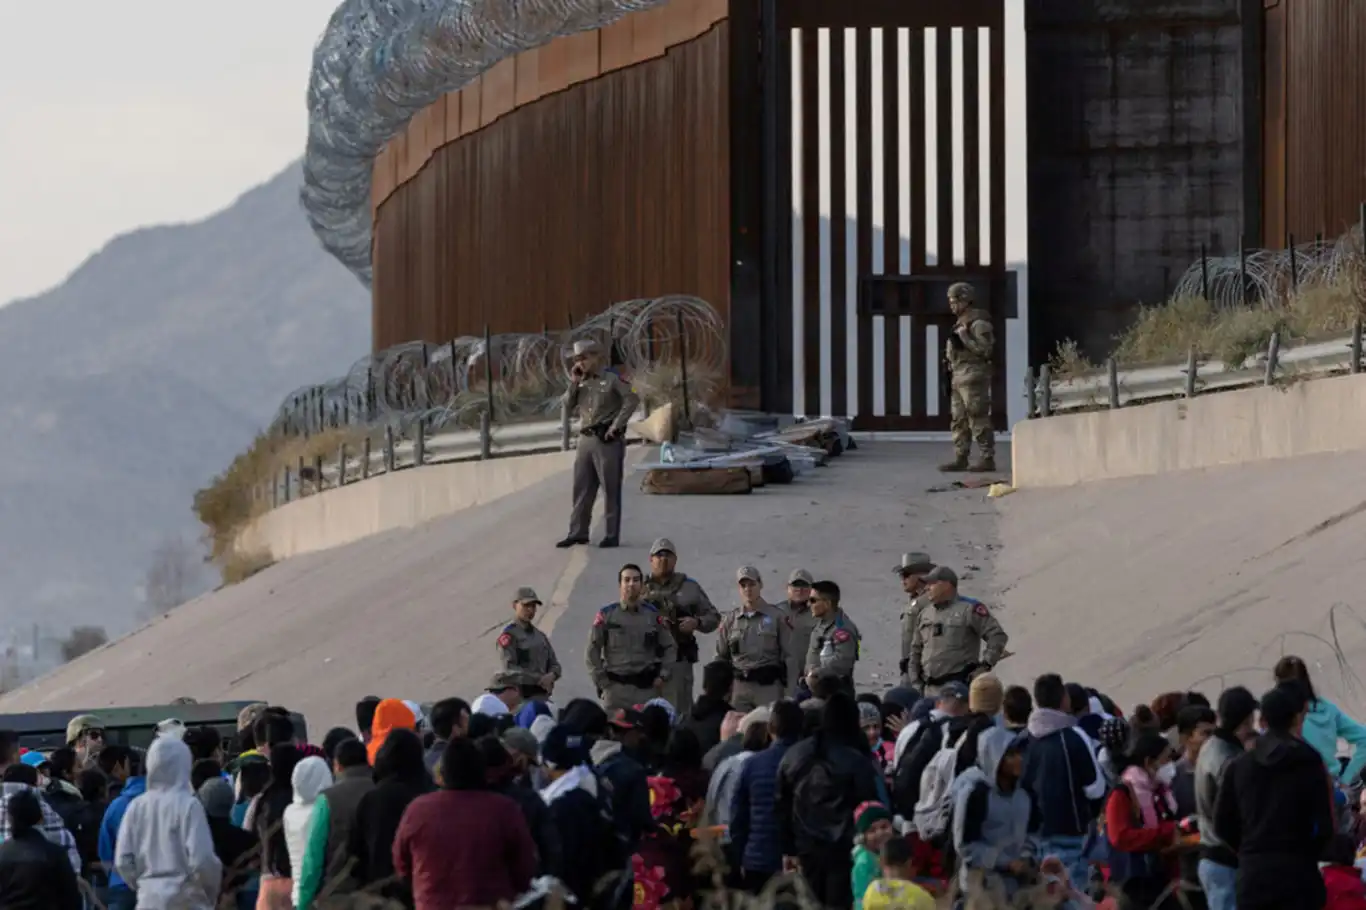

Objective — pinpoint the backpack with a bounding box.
[913,727,968,843]
[892,716,951,813]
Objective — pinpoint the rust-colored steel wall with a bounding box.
[1264,0,1366,244]
[371,22,729,351]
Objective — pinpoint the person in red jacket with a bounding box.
[393,737,537,910]
[1104,732,1184,910]
[1323,834,1366,910]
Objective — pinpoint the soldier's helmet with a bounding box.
[947,282,975,305]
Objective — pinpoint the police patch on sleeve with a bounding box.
[832,629,851,644]
[657,615,667,626]
[594,611,606,627]
[974,603,989,618]
[497,633,512,648]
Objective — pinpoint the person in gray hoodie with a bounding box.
[951,725,1039,901]
[1194,686,1258,910]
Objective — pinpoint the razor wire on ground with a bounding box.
[267,296,726,439]
[301,0,678,286]
[1170,216,1366,312]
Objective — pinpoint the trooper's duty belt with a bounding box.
[734,665,786,686]
[606,668,662,688]
[580,423,616,440]
[924,664,983,687]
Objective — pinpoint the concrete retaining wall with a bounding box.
[237,450,575,560]
[1012,373,1366,487]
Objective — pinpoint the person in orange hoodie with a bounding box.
[367,700,418,767]
[1323,834,1366,910]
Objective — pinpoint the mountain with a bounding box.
[0,161,369,638]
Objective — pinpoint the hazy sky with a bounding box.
[0,1,342,305]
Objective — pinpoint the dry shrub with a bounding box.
[219,549,275,586]
[1046,339,1094,382]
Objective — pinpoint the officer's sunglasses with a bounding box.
[84,729,105,741]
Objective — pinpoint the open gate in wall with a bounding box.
[748,0,1016,431]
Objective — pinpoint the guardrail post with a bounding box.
[337,444,347,486]
[362,436,372,479]
[1353,318,1363,375]
[1184,347,1198,398]
[314,454,324,489]
[384,425,395,472]
[1024,367,1037,418]
[283,467,292,503]
[1038,365,1052,417]
[1106,358,1120,409]
[1238,243,1248,305]
[298,456,306,495]
[1264,332,1280,385]
[271,472,279,508]
[480,411,492,459]
[414,421,426,467]
[560,400,571,451]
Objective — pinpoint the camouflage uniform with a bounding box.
[908,595,1008,695]
[644,570,720,715]
[943,283,995,471]
[496,620,562,694]
[805,608,862,693]
[562,343,639,545]
[586,600,678,710]
[716,597,793,712]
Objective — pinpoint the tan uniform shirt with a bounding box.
[900,592,931,672]
[805,609,862,678]
[908,596,1008,684]
[496,620,562,686]
[567,369,639,432]
[716,600,792,673]
[777,599,819,692]
[586,601,678,689]
[644,572,721,661]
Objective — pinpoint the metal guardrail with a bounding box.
[1029,321,1366,416]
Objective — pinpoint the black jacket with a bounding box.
[0,829,83,910]
[1213,731,1334,910]
[348,774,434,896]
[322,766,376,892]
[775,733,881,853]
[596,748,653,854]
[685,696,733,756]
[209,816,259,897]
[892,714,972,816]
[492,778,564,878]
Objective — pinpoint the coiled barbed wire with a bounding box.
[301,0,677,286]
[270,295,725,436]
[1170,226,1365,311]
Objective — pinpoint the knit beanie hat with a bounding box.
[1217,686,1259,734]
[854,801,892,834]
[969,673,1005,716]
[1098,716,1130,754]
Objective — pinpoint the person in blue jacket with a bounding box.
[97,751,147,910]
[1274,655,1366,786]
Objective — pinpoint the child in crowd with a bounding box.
[861,835,936,910]
[1323,833,1366,910]
[852,802,897,910]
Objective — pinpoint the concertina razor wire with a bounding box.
[268,295,726,437]
[301,0,677,286]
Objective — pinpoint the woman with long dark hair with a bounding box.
[252,744,301,910]
[1104,731,1184,910]
[347,728,433,903]
[1273,655,1366,787]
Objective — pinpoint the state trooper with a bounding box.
[894,552,936,685]
[804,579,862,696]
[907,565,1008,696]
[941,282,996,473]
[586,563,678,710]
[495,586,563,698]
[557,339,639,549]
[775,568,817,697]
[715,566,793,712]
[643,537,720,714]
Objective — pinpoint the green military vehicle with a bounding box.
[0,701,308,757]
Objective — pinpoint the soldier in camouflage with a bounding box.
[558,339,639,548]
[775,568,817,697]
[586,563,678,710]
[941,282,996,473]
[907,566,1008,696]
[715,566,794,712]
[893,552,936,685]
[495,586,563,698]
[804,579,861,696]
[644,538,720,714]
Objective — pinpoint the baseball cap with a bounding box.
[894,552,934,575]
[502,727,540,764]
[513,586,542,605]
[20,751,47,768]
[66,714,104,744]
[787,569,814,586]
[237,703,268,733]
[608,708,645,730]
[858,702,882,728]
[540,725,590,770]
[736,565,762,584]
[937,681,970,702]
[922,566,959,586]
[649,538,676,556]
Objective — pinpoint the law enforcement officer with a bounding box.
[557,339,640,549]
[644,538,720,714]
[894,552,936,685]
[907,566,1008,696]
[941,282,996,473]
[586,563,678,710]
[776,568,817,697]
[496,586,563,698]
[715,566,793,712]
[804,579,861,696]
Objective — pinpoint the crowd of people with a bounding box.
[5,636,1366,909]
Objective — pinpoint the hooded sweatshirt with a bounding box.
[113,737,223,910]
[367,700,417,766]
[284,757,332,909]
[1300,697,1366,785]
[951,726,1036,894]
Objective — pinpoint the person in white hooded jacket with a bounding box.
[114,736,222,909]
[284,756,332,909]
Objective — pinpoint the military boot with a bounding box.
[938,454,969,472]
[968,456,997,473]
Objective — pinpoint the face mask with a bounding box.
[1155,762,1177,786]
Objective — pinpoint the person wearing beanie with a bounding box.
[851,801,896,910]
[951,673,1006,778]
[1194,685,1258,910]
[196,778,258,905]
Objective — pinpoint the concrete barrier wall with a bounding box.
[1012,373,1366,487]
[237,451,575,560]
